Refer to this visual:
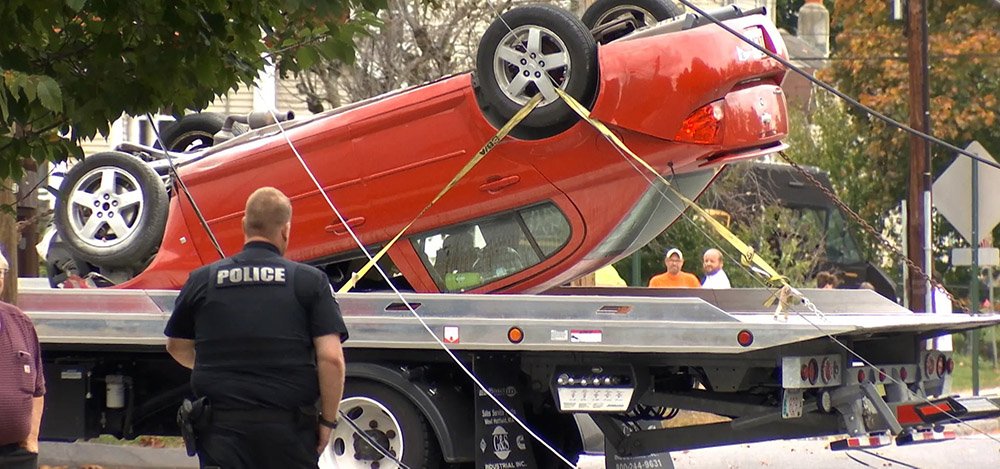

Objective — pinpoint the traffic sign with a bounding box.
[933,141,1000,245]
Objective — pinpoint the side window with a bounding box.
[412,203,571,292]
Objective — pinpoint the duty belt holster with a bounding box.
[177,397,211,457]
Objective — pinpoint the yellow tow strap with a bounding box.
[553,88,790,291]
[338,94,543,293]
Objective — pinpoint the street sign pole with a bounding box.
[971,154,980,396]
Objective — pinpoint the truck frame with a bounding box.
[23,281,1000,468]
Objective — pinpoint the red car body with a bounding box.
[118,14,788,293]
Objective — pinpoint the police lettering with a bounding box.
[216,266,286,286]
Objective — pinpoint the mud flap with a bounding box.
[474,356,538,469]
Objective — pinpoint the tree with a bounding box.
[0,0,385,179]
[296,0,519,110]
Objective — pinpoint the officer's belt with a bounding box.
[196,338,313,369]
[211,406,312,425]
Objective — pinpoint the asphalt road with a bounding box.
[40,428,1000,469]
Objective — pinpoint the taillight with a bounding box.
[936,355,946,376]
[878,368,887,382]
[675,101,724,144]
[946,358,954,374]
[900,367,908,381]
[857,369,867,384]
[925,353,937,377]
[821,358,833,384]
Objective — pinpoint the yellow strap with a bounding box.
[554,87,788,289]
[338,94,543,293]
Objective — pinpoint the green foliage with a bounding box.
[0,0,385,180]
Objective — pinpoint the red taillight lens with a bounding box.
[675,101,724,144]
[857,369,867,384]
[936,356,946,376]
[878,368,887,382]
[946,358,954,374]
[807,358,819,385]
[925,353,936,377]
[821,358,833,384]
[900,367,908,381]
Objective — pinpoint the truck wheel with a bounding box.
[325,381,442,469]
[155,113,225,152]
[582,0,683,44]
[474,4,598,140]
[54,152,168,268]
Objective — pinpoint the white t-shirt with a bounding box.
[702,269,731,289]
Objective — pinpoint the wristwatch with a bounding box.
[318,414,337,429]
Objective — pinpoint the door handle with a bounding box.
[479,175,521,193]
[325,217,366,235]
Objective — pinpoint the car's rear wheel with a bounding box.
[474,4,598,140]
[582,0,684,44]
[54,151,168,268]
[155,113,225,152]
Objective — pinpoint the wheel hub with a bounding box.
[328,397,405,469]
[67,166,145,248]
[493,24,571,106]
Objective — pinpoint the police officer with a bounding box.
[165,187,347,468]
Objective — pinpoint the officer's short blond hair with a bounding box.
[243,187,292,238]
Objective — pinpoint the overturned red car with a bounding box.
[48,2,788,293]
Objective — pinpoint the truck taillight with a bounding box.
[936,355,946,376]
[675,101,724,144]
[946,358,954,374]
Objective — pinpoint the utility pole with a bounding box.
[906,0,931,312]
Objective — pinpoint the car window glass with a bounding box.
[412,203,570,292]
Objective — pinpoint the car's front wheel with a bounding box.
[474,4,598,140]
[54,151,168,268]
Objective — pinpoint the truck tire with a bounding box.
[54,151,168,268]
[582,0,683,44]
[474,4,598,140]
[325,381,442,469]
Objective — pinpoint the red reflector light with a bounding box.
[946,358,954,374]
[900,367,908,381]
[858,369,866,384]
[736,330,753,347]
[936,356,946,376]
[878,368,887,382]
[675,101,724,144]
[917,401,952,417]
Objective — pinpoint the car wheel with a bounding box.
[324,381,442,469]
[582,0,683,44]
[475,4,598,140]
[155,113,226,152]
[54,151,168,268]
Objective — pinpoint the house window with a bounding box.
[412,203,571,292]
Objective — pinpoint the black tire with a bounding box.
[54,151,168,268]
[582,0,683,44]
[474,5,598,140]
[156,113,225,152]
[329,380,442,468]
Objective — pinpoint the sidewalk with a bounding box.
[39,441,196,469]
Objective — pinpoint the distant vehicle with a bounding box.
[45,3,788,293]
[713,161,897,299]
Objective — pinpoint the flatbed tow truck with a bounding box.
[23,280,1000,467]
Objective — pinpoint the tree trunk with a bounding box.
[1,181,19,303]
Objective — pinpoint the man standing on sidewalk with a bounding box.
[0,251,45,469]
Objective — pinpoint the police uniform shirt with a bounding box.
[164,241,348,410]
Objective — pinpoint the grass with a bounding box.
[950,353,1000,393]
[88,434,185,448]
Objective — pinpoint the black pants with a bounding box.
[0,444,38,469]
[196,419,319,469]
